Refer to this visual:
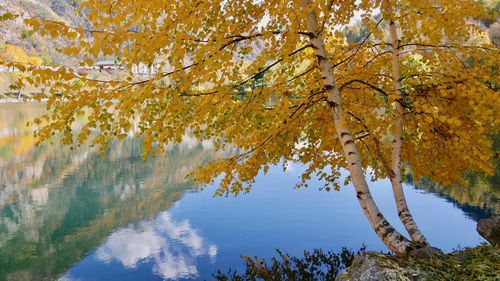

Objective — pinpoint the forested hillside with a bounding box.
[1,0,498,67]
[0,0,82,65]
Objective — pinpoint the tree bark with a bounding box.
[302,2,413,255]
[383,0,429,246]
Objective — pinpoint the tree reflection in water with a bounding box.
[407,174,499,221]
[0,103,227,281]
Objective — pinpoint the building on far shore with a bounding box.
[95,60,120,72]
[0,65,18,73]
[76,60,162,77]
[1,59,165,78]
[131,60,162,77]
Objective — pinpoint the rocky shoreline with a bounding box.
[337,216,500,280]
[336,244,499,281]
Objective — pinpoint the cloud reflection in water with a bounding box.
[95,211,217,280]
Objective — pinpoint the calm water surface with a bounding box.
[0,103,498,281]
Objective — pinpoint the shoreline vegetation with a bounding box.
[215,216,500,280]
[214,243,499,281]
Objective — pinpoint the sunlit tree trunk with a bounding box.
[303,2,413,255]
[383,0,429,246]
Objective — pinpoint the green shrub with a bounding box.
[214,246,366,281]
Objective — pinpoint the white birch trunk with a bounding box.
[383,0,429,245]
[302,2,413,255]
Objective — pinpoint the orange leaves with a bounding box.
[23,18,40,31]
[62,47,81,56]
[11,0,497,194]
[423,116,433,124]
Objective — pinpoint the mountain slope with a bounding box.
[0,0,81,65]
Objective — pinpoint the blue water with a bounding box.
[60,166,484,281]
[0,103,492,281]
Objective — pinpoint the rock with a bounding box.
[335,254,431,281]
[477,216,500,245]
[408,246,444,259]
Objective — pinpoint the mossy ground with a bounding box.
[401,244,499,280]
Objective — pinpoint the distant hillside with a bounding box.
[0,0,498,66]
[0,0,82,65]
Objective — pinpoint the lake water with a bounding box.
[0,103,498,281]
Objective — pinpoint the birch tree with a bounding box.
[381,0,428,246]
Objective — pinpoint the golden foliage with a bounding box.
[0,44,43,66]
[5,0,498,194]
